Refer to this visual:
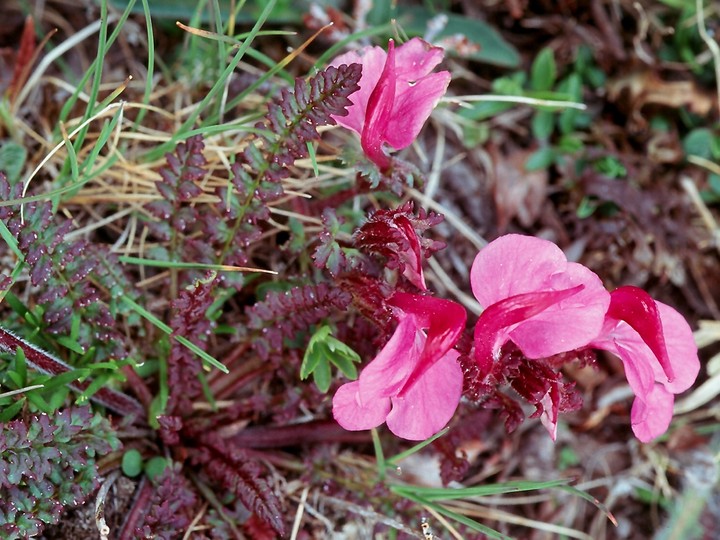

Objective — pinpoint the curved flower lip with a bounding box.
[332,292,466,440]
[606,286,674,382]
[386,292,466,394]
[471,234,610,370]
[590,295,700,442]
[473,285,585,377]
[394,214,427,291]
[358,292,466,398]
[328,38,451,170]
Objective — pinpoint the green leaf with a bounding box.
[144,456,170,482]
[557,134,584,154]
[329,352,358,380]
[531,47,557,91]
[709,173,720,193]
[300,326,330,380]
[55,335,86,355]
[0,141,27,184]
[121,296,228,373]
[327,340,361,379]
[301,325,361,393]
[531,110,555,141]
[683,128,715,159]
[576,196,598,219]
[557,73,582,134]
[593,156,627,178]
[0,398,25,422]
[26,391,51,413]
[313,355,332,393]
[122,449,143,477]
[14,346,27,387]
[394,9,520,68]
[525,147,556,171]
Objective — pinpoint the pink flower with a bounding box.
[329,38,451,170]
[332,292,466,440]
[589,286,700,442]
[471,235,611,379]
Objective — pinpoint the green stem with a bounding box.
[371,428,386,482]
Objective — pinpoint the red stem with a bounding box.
[0,326,146,420]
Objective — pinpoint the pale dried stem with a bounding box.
[680,176,720,254]
[407,187,488,251]
[695,0,720,116]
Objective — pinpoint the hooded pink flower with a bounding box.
[471,235,611,378]
[332,292,466,440]
[329,38,451,170]
[589,286,699,442]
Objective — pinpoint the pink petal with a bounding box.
[388,292,467,393]
[630,383,674,442]
[382,38,449,150]
[473,286,585,376]
[508,262,610,358]
[332,380,392,431]
[596,323,657,397]
[393,37,446,81]
[384,71,451,151]
[361,39,397,169]
[471,235,610,363]
[358,314,422,398]
[590,301,699,397]
[395,215,427,290]
[328,46,387,134]
[654,301,700,393]
[385,349,463,440]
[590,298,699,442]
[470,235,569,306]
[608,286,674,382]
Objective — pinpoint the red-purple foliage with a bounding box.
[186,427,285,536]
[353,201,445,289]
[131,468,197,539]
[312,208,348,277]
[0,174,132,360]
[166,272,217,416]
[0,407,120,536]
[246,283,352,360]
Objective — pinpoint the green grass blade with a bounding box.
[391,478,571,501]
[118,255,276,274]
[143,0,278,162]
[396,490,510,540]
[387,427,449,465]
[120,296,228,373]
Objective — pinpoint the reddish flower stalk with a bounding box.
[0,326,145,419]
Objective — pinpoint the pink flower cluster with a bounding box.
[333,234,699,443]
[327,40,699,443]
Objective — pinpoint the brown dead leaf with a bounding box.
[489,145,548,231]
[564,361,607,393]
[6,15,35,104]
[607,70,716,129]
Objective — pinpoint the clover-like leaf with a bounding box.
[301,325,361,393]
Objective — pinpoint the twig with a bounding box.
[407,188,487,251]
[680,176,720,254]
[696,0,720,116]
[445,95,587,110]
[95,470,120,540]
[289,486,309,540]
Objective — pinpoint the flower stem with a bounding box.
[371,427,386,481]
